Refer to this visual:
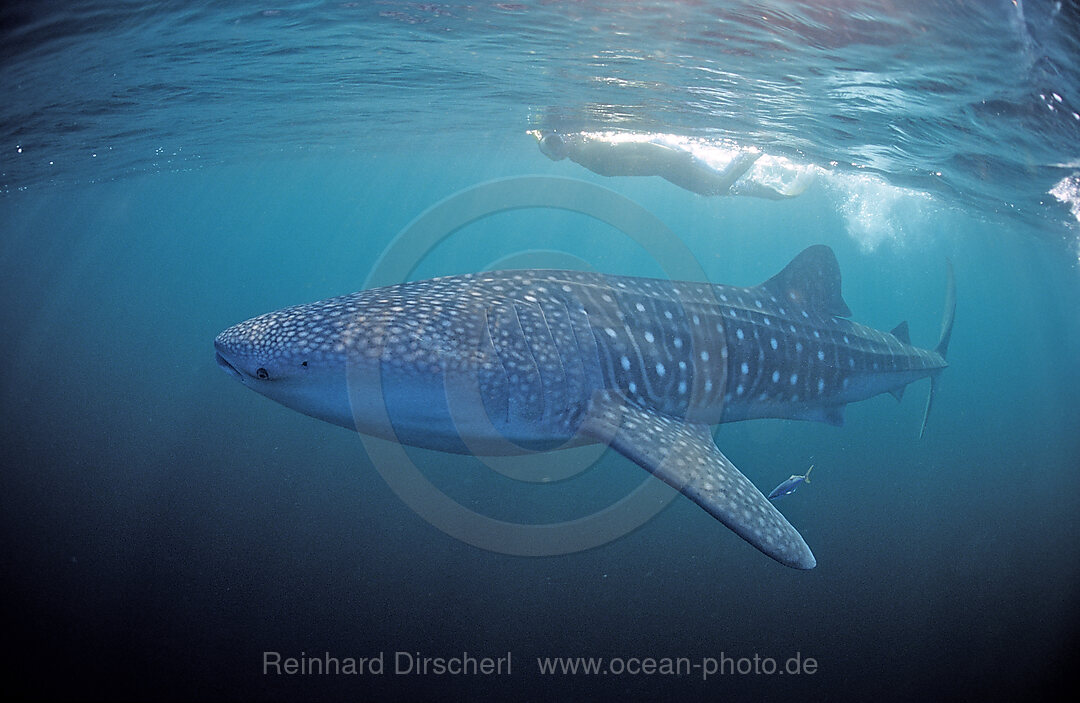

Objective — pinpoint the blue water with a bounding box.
[2,2,1079,701]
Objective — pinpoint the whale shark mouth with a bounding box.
[215,352,244,382]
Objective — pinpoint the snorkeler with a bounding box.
[530,130,813,200]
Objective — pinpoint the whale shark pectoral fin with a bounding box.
[579,391,816,570]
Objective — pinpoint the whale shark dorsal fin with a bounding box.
[579,391,816,570]
[759,245,852,318]
[888,321,911,402]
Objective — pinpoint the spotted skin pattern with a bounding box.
[215,246,954,569]
[581,390,815,569]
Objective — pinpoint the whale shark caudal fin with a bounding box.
[758,244,852,318]
[580,391,816,570]
[919,259,957,439]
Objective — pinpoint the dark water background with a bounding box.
[2,2,1079,701]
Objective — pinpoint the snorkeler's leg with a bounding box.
[677,149,762,195]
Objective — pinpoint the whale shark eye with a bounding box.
[256,367,269,380]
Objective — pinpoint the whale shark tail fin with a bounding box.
[920,259,956,439]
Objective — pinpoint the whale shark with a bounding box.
[215,245,955,569]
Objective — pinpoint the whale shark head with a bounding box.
[214,300,360,429]
[214,282,503,448]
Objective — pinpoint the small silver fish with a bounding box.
[767,465,814,501]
